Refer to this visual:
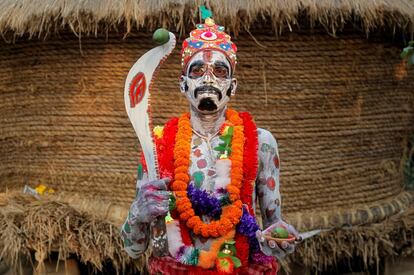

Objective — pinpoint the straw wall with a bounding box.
[1,25,414,273]
[0,27,413,216]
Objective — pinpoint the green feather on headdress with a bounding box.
[200,5,213,19]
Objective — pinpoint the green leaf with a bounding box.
[220,194,231,205]
[165,212,174,223]
[230,256,242,268]
[169,193,176,211]
[137,163,143,180]
[218,251,228,258]
[227,126,234,135]
[402,47,414,58]
[219,135,231,144]
[401,50,408,59]
[225,240,236,245]
[214,145,226,152]
[409,54,414,66]
[229,245,237,256]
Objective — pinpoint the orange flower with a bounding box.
[170,109,245,238]
[198,229,236,269]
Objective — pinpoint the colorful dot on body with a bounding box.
[193,171,205,188]
[207,169,216,176]
[274,155,280,169]
[194,148,202,157]
[266,177,276,190]
[197,159,207,169]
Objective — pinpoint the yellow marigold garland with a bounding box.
[171,109,244,238]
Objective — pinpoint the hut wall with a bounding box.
[0,27,413,220]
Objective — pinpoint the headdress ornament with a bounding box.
[181,6,237,72]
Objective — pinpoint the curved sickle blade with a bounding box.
[124,32,176,181]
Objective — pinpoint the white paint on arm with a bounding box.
[255,128,282,229]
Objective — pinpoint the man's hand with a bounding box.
[255,220,299,259]
[129,178,171,224]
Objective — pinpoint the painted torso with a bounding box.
[121,125,282,261]
[183,128,281,251]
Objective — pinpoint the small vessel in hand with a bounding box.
[264,226,296,245]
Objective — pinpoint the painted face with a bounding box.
[180,50,237,114]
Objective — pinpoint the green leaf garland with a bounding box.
[214,126,234,158]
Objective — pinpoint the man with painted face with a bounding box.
[121,16,299,275]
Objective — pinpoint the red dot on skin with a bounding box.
[266,208,276,219]
[267,177,276,190]
[197,159,207,169]
[194,149,202,157]
[274,156,280,169]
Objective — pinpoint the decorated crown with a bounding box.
[181,7,237,72]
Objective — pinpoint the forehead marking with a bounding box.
[203,50,213,63]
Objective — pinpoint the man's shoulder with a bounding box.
[257,128,278,153]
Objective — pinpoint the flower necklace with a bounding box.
[171,109,244,238]
[149,109,274,272]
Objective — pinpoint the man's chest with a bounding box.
[188,135,222,192]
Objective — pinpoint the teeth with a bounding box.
[199,92,218,98]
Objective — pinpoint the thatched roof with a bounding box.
[0,0,413,38]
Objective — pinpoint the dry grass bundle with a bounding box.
[1,190,413,274]
[0,191,144,275]
[279,205,414,273]
[0,0,412,38]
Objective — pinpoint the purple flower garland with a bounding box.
[236,207,274,264]
[187,184,273,264]
[187,184,222,219]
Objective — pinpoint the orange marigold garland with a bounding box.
[157,109,268,272]
[171,110,244,238]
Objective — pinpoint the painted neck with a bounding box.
[190,107,227,138]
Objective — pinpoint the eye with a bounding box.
[213,66,229,78]
[189,65,206,77]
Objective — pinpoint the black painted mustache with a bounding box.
[194,86,222,101]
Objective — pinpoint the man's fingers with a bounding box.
[154,178,170,190]
[267,241,284,255]
[285,223,300,238]
[256,230,265,243]
[154,206,169,216]
[268,240,277,249]
[142,178,170,191]
[145,198,170,211]
[146,191,170,201]
[281,241,295,253]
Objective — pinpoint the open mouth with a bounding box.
[198,98,218,111]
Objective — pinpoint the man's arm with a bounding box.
[255,128,298,259]
[256,128,281,228]
[120,169,151,258]
[120,165,170,258]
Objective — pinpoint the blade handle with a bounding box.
[151,217,169,257]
